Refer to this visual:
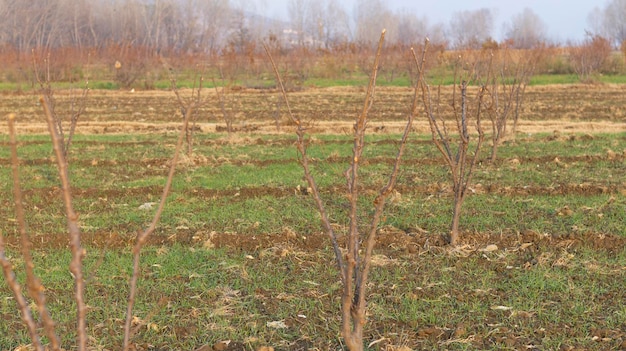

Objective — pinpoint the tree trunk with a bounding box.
[450,191,464,245]
[343,320,364,351]
[490,139,499,163]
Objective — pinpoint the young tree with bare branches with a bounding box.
[169,66,207,156]
[265,33,429,351]
[484,48,537,162]
[419,60,486,246]
[34,52,89,161]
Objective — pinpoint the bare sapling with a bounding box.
[170,69,206,156]
[212,69,234,134]
[510,47,544,137]
[419,60,486,246]
[265,33,430,351]
[485,49,534,161]
[33,51,89,161]
[1,113,62,351]
[122,93,196,351]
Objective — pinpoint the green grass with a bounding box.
[530,74,581,85]
[1,131,625,349]
[1,71,625,92]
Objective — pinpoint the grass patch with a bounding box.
[1,131,625,349]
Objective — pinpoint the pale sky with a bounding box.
[253,0,604,43]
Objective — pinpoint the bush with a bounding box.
[569,34,612,82]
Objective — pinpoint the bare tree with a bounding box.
[503,8,548,49]
[195,0,232,52]
[212,73,235,134]
[287,0,310,46]
[484,49,536,162]
[41,95,89,351]
[265,33,430,351]
[448,8,494,49]
[354,0,393,45]
[594,0,626,46]
[33,52,89,162]
[2,66,193,351]
[394,11,430,47]
[318,0,352,47]
[419,58,486,245]
[169,67,207,155]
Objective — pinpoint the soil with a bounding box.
[2,84,625,260]
[0,85,625,135]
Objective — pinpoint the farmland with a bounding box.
[1,84,626,350]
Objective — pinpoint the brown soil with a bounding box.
[0,85,625,136]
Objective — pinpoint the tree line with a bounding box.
[1,0,626,54]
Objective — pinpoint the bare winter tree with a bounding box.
[265,33,429,351]
[2,114,63,351]
[484,49,537,162]
[168,67,207,155]
[448,8,494,49]
[593,0,626,46]
[503,8,548,49]
[419,57,486,245]
[288,0,350,48]
[33,53,89,162]
[394,11,430,47]
[354,0,394,45]
[195,0,232,52]
[317,1,352,47]
[287,0,310,47]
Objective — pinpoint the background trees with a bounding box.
[1,0,623,55]
[0,0,624,86]
[287,0,350,48]
[353,0,394,45]
[503,8,548,48]
[448,8,494,49]
[590,0,626,46]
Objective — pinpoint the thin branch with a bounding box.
[422,85,453,168]
[169,69,204,155]
[357,40,429,317]
[41,96,87,351]
[263,42,345,282]
[10,112,61,350]
[122,96,195,351]
[347,29,386,317]
[212,77,233,133]
[2,113,46,351]
[65,75,90,159]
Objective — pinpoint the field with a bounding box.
[0,84,626,350]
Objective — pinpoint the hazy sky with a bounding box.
[253,0,604,43]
